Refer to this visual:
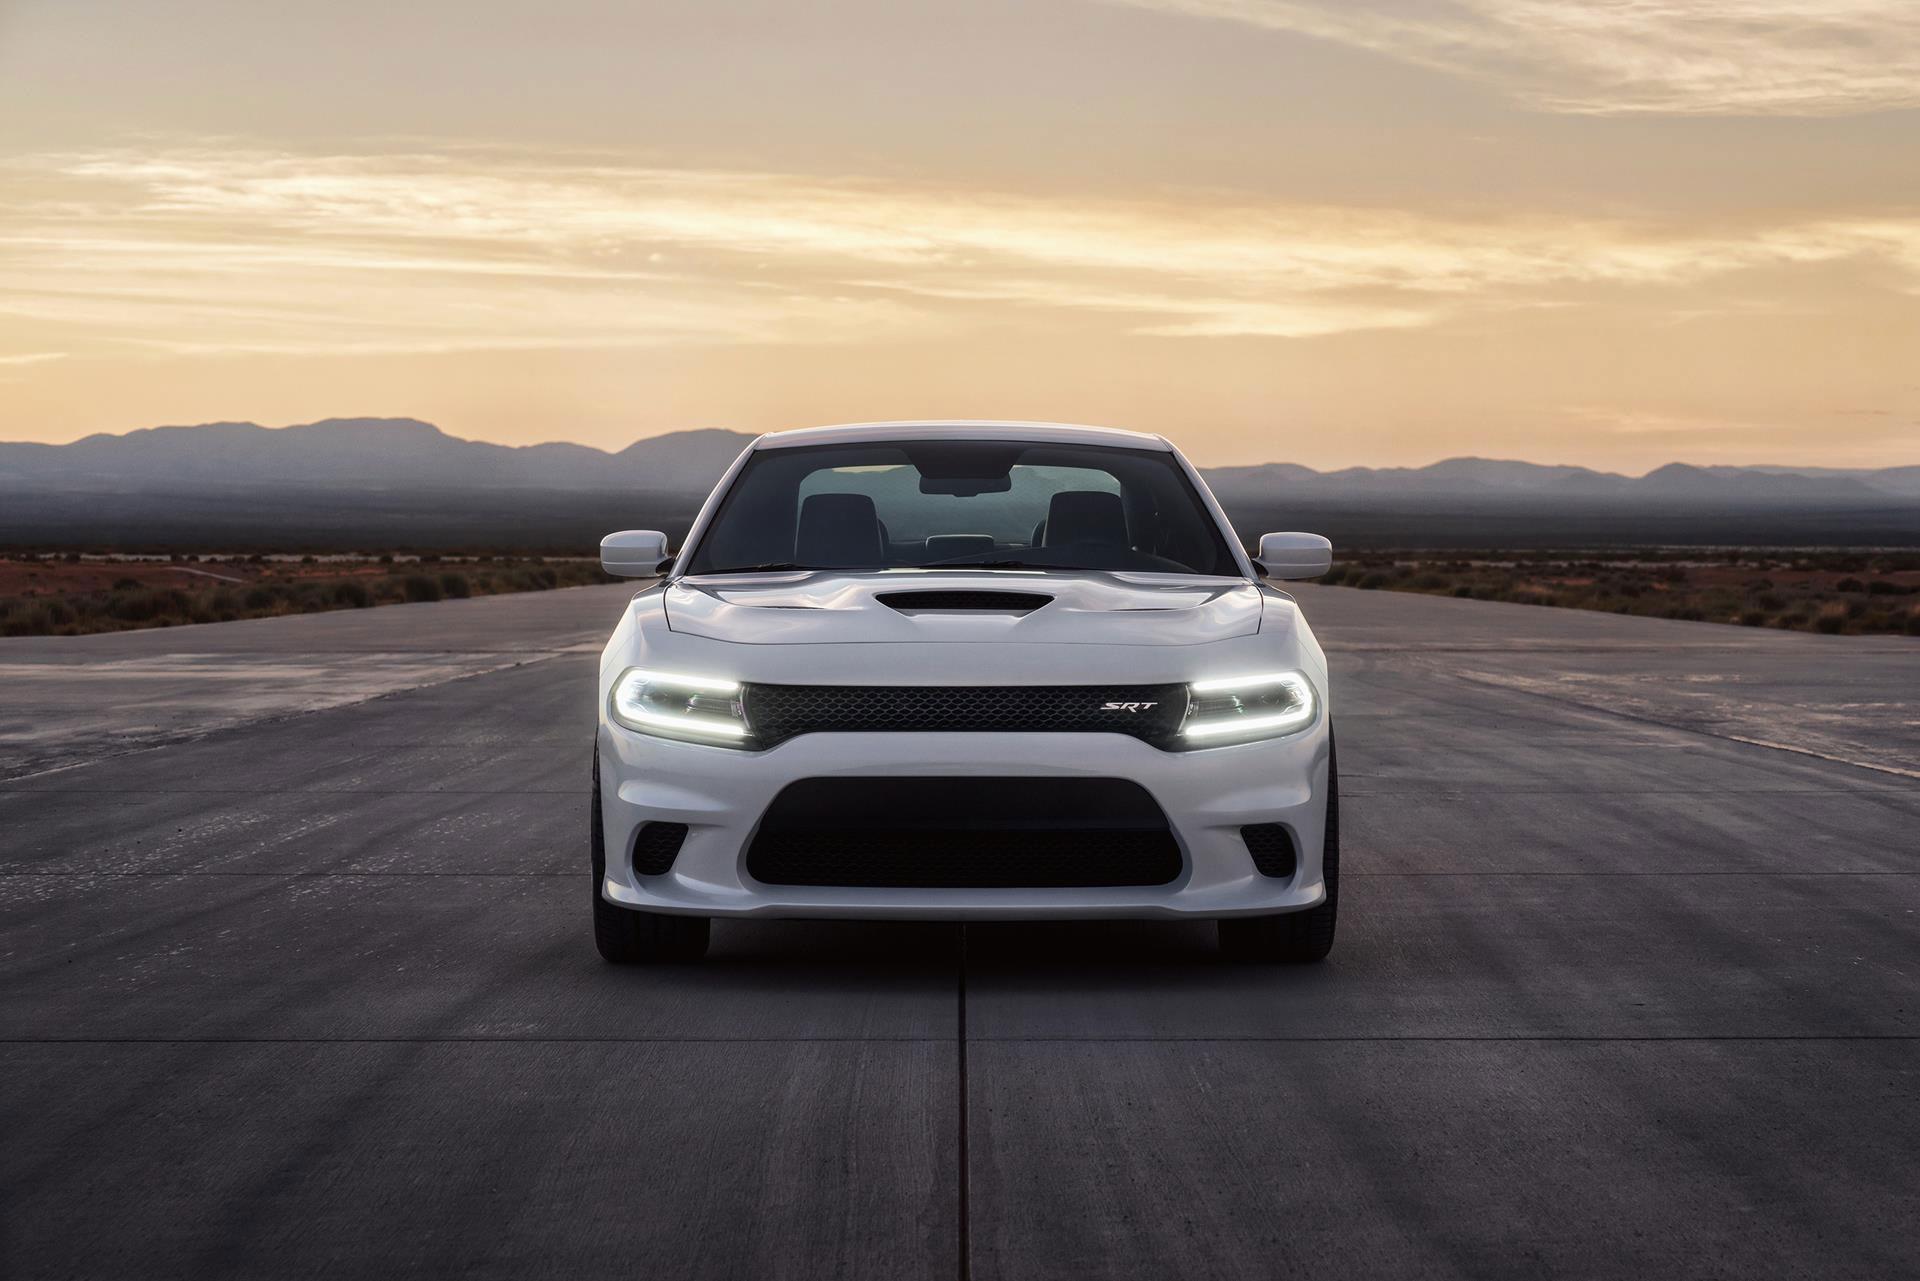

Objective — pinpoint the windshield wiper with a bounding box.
[924,558,1053,570]
[700,562,816,575]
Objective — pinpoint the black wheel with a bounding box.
[1219,732,1339,964]
[591,753,710,963]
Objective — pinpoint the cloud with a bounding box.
[0,143,1917,358]
[1562,406,1767,436]
[1101,0,1920,116]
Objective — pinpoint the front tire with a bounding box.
[1218,732,1339,964]
[591,753,710,963]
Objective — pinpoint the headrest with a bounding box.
[796,492,884,567]
[1043,490,1128,547]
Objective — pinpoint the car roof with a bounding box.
[750,420,1173,451]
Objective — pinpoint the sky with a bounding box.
[1,0,1916,470]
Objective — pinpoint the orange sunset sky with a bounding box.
[1,0,1916,470]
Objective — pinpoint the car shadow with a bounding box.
[680,917,1333,994]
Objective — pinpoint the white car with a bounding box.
[592,421,1337,963]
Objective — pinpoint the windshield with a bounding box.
[682,440,1240,577]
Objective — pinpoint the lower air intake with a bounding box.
[745,776,1182,889]
[631,822,689,876]
[1241,823,1297,879]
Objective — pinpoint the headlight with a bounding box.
[1180,671,1317,745]
[608,667,753,746]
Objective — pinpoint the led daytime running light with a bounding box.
[610,667,752,745]
[1180,670,1316,743]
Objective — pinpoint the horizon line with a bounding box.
[5,415,1914,479]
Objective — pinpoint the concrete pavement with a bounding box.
[2,583,1916,1278]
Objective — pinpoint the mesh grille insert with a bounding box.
[745,776,1182,888]
[631,821,689,876]
[747,828,1180,888]
[875,590,1052,614]
[1241,823,1297,879]
[743,683,1187,747]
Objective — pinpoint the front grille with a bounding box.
[743,683,1186,747]
[630,822,689,876]
[1241,823,1297,879]
[875,590,1052,614]
[745,777,1182,888]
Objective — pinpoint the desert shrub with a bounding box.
[1357,572,1388,590]
[1408,572,1447,590]
[1906,606,1920,636]
[243,586,276,610]
[1835,577,1865,593]
[1738,608,1769,627]
[1866,580,1904,596]
[113,577,139,591]
[2,602,51,636]
[108,590,162,622]
[439,573,471,599]
[333,580,372,608]
[403,574,442,603]
[1453,585,1474,598]
[1813,602,1848,634]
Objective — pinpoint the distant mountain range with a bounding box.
[3,416,1916,506]
[1203,459,1920,503]
[0,418,751,495]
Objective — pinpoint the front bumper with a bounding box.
[595,721,1330,920]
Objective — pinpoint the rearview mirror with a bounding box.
[1253,532,1332,580]
[920,475,1012,496]
[601,529,672,578]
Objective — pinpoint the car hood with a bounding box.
[663,570,1263,646]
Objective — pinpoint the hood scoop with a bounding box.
[875,590,1052,616]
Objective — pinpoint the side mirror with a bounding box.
[1253,532,1332,580]
[601,530,673,578]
